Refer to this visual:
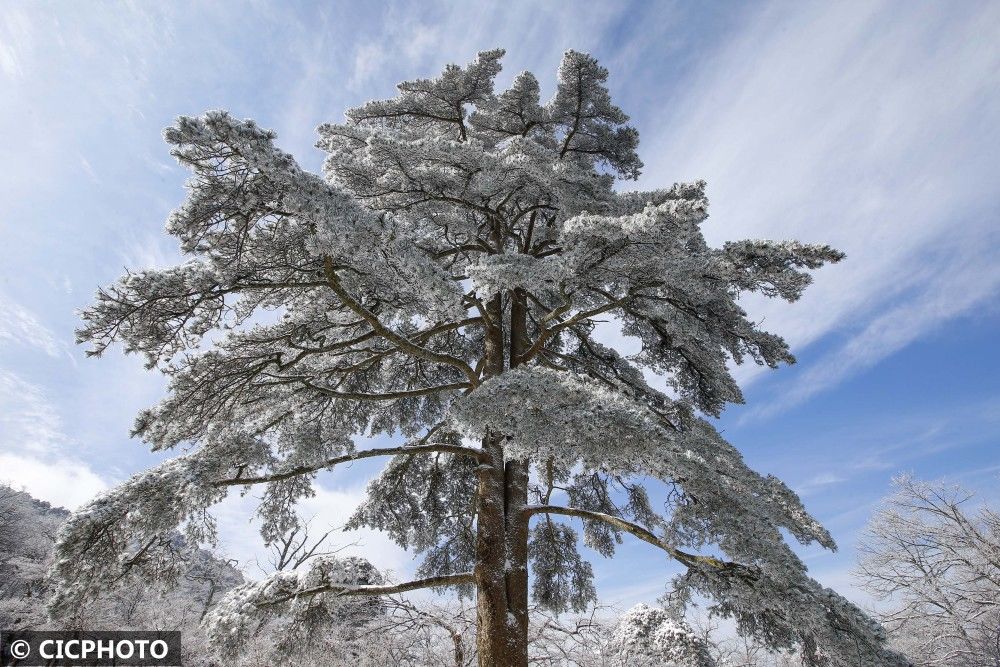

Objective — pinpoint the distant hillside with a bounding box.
[0,483,244,666]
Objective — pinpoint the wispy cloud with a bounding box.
[0,294,61,357]
[755,394,1000,480]
[0,370,65,453]
[746,238,1000,420]
[639,0,1000,411]
[796,472,848,497]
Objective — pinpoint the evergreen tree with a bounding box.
[52,49,907,666]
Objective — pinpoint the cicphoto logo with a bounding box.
[0,631,181,666]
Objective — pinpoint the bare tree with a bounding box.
[358,598,714,667]
[856,475,1000,666]
[372,597,478,667]
[264,519,346,572]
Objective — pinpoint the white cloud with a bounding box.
[0,370,111,509]
[0,452,108,510]
[349,43,388,90]
[0,40,20,79]
[0,5,30,80]
[747,241,1000,420]
[796,472,848,497]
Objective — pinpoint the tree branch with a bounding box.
[523,504,757,579]
[323,257,480,386]
[214,442,484,487]
[302,380,471,401]
[517,288,647,365]
[256,572,475,606]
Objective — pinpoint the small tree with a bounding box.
[856,476,1000,666]
[611,604,716,666]
[52,49,906,666]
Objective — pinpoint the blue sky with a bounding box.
[1,0,998,609]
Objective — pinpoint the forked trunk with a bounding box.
[474,291,532,667]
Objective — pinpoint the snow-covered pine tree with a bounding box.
[52,49,907,666]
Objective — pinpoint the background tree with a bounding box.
[856,476,1000,666]
[52,48,907,666]
[610,604,716,666]
[0,484,243,666]
[0,484,64,629]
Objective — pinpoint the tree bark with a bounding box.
[504,288,531,661]
[475,293,516,666]
[474,288,532,667]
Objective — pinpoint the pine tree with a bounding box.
[52,49,908,666]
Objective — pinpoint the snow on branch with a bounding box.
[528,505,906,665]
[252,572,476,607]
[213,441,484,487]
[522,505,757,582]
[450,366,833,551]
[48,430,480,618]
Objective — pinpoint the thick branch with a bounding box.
[523,504,757,579]
[323,257,479,386]
[257,572,475,607]
[518,288,648,365]
[214,442,484,487]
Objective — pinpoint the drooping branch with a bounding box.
[214,442,484,487]
[256,572,476,607]
[523,504,757,581]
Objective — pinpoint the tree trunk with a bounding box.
[504,289,531,653]
[474,290,532,667]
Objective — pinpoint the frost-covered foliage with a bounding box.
[0,485,65,629]
[529,520,596,613]
[611,604,716,667]
[345,442,478,589]
[667,558,902,667]
[0,485,243,666]
[204,555,387,665]
[58,47,904,665]
[856,476,1000,666]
